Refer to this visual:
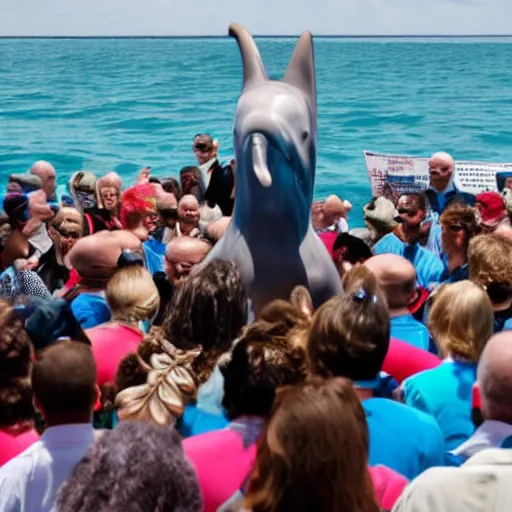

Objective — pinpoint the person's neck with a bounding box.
[354,387,373,402]
[389,306,411,318]
[448,252,466,273]
[400,224,421,245]
[179,221,197,236]
[44,412,93,428]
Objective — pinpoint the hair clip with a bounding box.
[353,288,377,304]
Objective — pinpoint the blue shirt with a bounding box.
[390,314,433,353]
[402,360,477,452]
[365,397,445,480]
[373,233,446,288]
[71,292,111,329]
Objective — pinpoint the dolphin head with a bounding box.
[229,24,317,235]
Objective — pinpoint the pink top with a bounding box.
[383,337,441,383]
[0,428,40,466]
[86,323,144,387]
[369,464,408,511]
[318,230,338,256]
[184,427,408,512]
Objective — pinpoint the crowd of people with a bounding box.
[0,139,512,511]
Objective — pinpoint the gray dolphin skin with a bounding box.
[203,23,342,315]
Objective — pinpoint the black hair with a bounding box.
[332,233,372,263]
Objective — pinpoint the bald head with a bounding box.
[428,152,455,193]
[178,194,200,226]
[30,160,57,200]
[478,331,512,424]
[364,254,416,309]
[164,236,211,283]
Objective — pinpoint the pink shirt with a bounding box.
[184,426,408,512]
[383,337,441,383]
[0,429,40,467]
[86,323,144,387]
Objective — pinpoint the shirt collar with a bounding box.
[41,423,95,447]
[428,179,456,196]
[451,420,512,459]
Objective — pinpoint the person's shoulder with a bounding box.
[0,440,43,477]
[373,232,402,253]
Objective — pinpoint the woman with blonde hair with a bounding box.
[85,263,160,390]
[244,378,380,512]
[402,280,494,451]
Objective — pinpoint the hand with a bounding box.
[137,167,151,185]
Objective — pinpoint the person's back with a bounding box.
[390,314,432,352]
[392,448,512,512]
[365,396,445,479]
[0,341,99,512]
[402,362,476,451]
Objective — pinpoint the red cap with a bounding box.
[476,192,507,227]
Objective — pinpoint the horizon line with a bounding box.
[1,34,512,39]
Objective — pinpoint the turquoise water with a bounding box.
[1,37,512,223]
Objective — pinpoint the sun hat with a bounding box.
[476,191,507,227]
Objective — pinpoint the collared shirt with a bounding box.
[198,157,218,191]
[427,180,456,214]
[0,423,96,512]
[451,420,512,463]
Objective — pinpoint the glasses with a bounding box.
[442,224,464,233]
[397,208,418,216]
[57,229,80,240]
[193,144,211,153]
[159,208,178,220]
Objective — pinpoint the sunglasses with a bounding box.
[442,224,464,233]
[57,229,80,240]
[159,208,179,220]
[193,144,211,153]
[397,208,418,216]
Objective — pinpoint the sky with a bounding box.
[0,0,511,36]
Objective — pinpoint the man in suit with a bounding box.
[192,134,234,216]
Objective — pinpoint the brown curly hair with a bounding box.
[469,234,512,290]
[440,203,482,252]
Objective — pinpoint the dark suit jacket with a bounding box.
[203,160,234,216]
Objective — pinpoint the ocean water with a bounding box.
[1,36,512,223]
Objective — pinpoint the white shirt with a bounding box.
[0,424,96,512]
[198,157,217,191]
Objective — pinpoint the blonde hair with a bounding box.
[468,234,512,288]
[428,280,493,362]
[51,207,83,234]
[106,265,160,323]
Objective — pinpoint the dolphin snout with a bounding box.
[251,133,272,187]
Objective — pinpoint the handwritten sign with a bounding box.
[364,150,512,200]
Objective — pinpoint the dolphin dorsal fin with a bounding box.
[282,31,317,114]
[229,23,268,90]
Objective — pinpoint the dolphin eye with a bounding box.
[301,130,309,142]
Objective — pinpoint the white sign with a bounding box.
[364,150,512,201]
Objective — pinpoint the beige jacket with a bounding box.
[393,448,512,512]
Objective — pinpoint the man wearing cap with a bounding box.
[192,134,234,216]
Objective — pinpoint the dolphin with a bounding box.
[203,23,342,315]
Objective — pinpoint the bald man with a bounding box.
[365,254,433,352]
[425,152,475,215]
[30,160,57,202]
[164,236,211,284]
[394,331,512,512]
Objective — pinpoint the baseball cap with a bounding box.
[476,191,507,227]
[9,174,42,193]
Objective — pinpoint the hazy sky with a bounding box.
[1,0,511,36]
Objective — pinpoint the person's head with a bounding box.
[0,301,35,429]
[161,177,182,201]
[477,331,512,425]
[162,259,248,383]
[155,187,179,228]
[468,234,512,311]
[55,421,202,512]
[475,191,508,231]
[96,172,122,213]
[396,192,428,229]
[245,377,379,512]
[440,203,481,259]
[106,265,159,325]
[363,196,397,239]
[68,171,97,212]
[428,151,455,192]
[322,195,346,227]
[222,321,307,421]
[308,266,390,384]
[120,183,157,241]
[49,207,83,259]
[164,236,211,283]
[332,233,372,276]
[30,160,57,200]
[192,133,217,165]
[364,254,416,311]
[178,194,200,226]
[32,340,98,425]
[428,281,493,362]
[180,166,202,197]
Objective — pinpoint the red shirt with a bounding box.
[86,323,144,387]
[0,428,40,467]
